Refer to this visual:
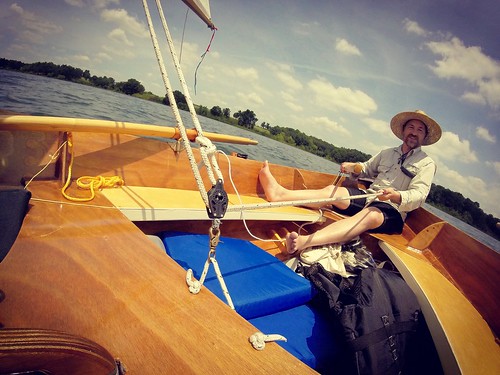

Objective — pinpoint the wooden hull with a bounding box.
[0,127,499,374]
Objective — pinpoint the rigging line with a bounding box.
[30,197,117,209]
[143,0,210,206]
[179,8,189,63]
[152,0,223,185]
[218,150,323,244]
[24,140,68,190]
[194,28,217,95]
[226,192,383,213]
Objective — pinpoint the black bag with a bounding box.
[301,262,441,375]
[0,186,31,262]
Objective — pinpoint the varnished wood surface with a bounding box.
[0,328,118,374]
[380,242,500,375]
[428,223,500,339]
[3,130,499,373]
[102,185,322,222]
[0,114,258,145]
[69,132,499,336]
[0,181,317,374]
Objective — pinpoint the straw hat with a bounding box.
[390,110,442,145]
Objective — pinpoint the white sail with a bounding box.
[182,0,215,29]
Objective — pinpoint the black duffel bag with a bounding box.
[300,262,442,375]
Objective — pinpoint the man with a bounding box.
[259,110,442,254]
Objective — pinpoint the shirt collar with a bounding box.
[397,145,421,157]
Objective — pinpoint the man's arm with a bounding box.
[380,160,436,211]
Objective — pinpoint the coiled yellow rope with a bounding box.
[61,132,124,202]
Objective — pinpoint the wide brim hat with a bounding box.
[390,110,442,146]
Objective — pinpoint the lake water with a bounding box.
[1,69,498,252]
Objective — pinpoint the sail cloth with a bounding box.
[182,0,216,29]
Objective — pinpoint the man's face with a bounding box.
[402,119,427,150]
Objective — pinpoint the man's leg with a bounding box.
[259,161,350,210]
[286,206,385,254]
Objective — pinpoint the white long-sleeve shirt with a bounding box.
[358,145,436,220]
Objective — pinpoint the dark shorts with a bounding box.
[332,187,404,235]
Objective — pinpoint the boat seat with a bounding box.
[249,303,340,371]
[103,186,321,222]
[159,231,315,319]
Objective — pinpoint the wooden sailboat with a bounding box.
[0,1,499,374]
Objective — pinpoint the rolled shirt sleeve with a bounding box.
[398,159,436,212]
[355,146,436,219]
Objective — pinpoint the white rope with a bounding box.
[24,140,67,190]
[226,192,383,213]
[153,0,224,184]
[142,0,209,207]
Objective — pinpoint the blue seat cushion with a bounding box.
[159,231,314,319]
[249,303,340,371]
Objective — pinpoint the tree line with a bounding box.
[1,58,498,240]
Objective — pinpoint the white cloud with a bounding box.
[427,131,478,163]
[276,70,303,91]
[308,77,377,115]
[237,91,263,106]
[476,126,496,143]
[72,54,90,62]
[486,161,500,176]
[433,164,500,217]
[108,28,133,46]
[402,18,429,37]
[100,8,148,38]
[362,117,389,134]
[10,3,63,38]
[93,0,119,8]
[64,0,85,7]
[309,116,350,137]
[95,51,112,62]
[267,62,303,92]
[234,67,259,82]
[293,21,319,36]
[435,164,486,200]
[426,37,500,110]
[284,101,303,112]
[101,43,135,59]
[335,38,361,56]
[64,0,119,8]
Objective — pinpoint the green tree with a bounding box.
[197,105,209,116]
[90,75,115,90]
[117,78,145,95]
[222,108,231,118]
[210,106,222,117]
[163,90,188,110]
[233,109,258,129]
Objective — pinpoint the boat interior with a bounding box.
[0,127,499,373]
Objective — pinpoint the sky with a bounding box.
[1,0,499,218]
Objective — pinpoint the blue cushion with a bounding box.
[159,231,314,319]
[249,303,340,371]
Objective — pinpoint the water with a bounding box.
[1,70,498,251]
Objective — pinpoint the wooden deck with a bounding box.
[2,129,499,374]
[0,181,317,374]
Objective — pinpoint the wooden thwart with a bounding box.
[102,186,323,222]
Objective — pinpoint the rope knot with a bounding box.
[196,135,216,153]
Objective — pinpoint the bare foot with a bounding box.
[258,160,286,202]
[285,231,301,254]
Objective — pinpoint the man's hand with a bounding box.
[379,188,402,204]
[341,162,361,174]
